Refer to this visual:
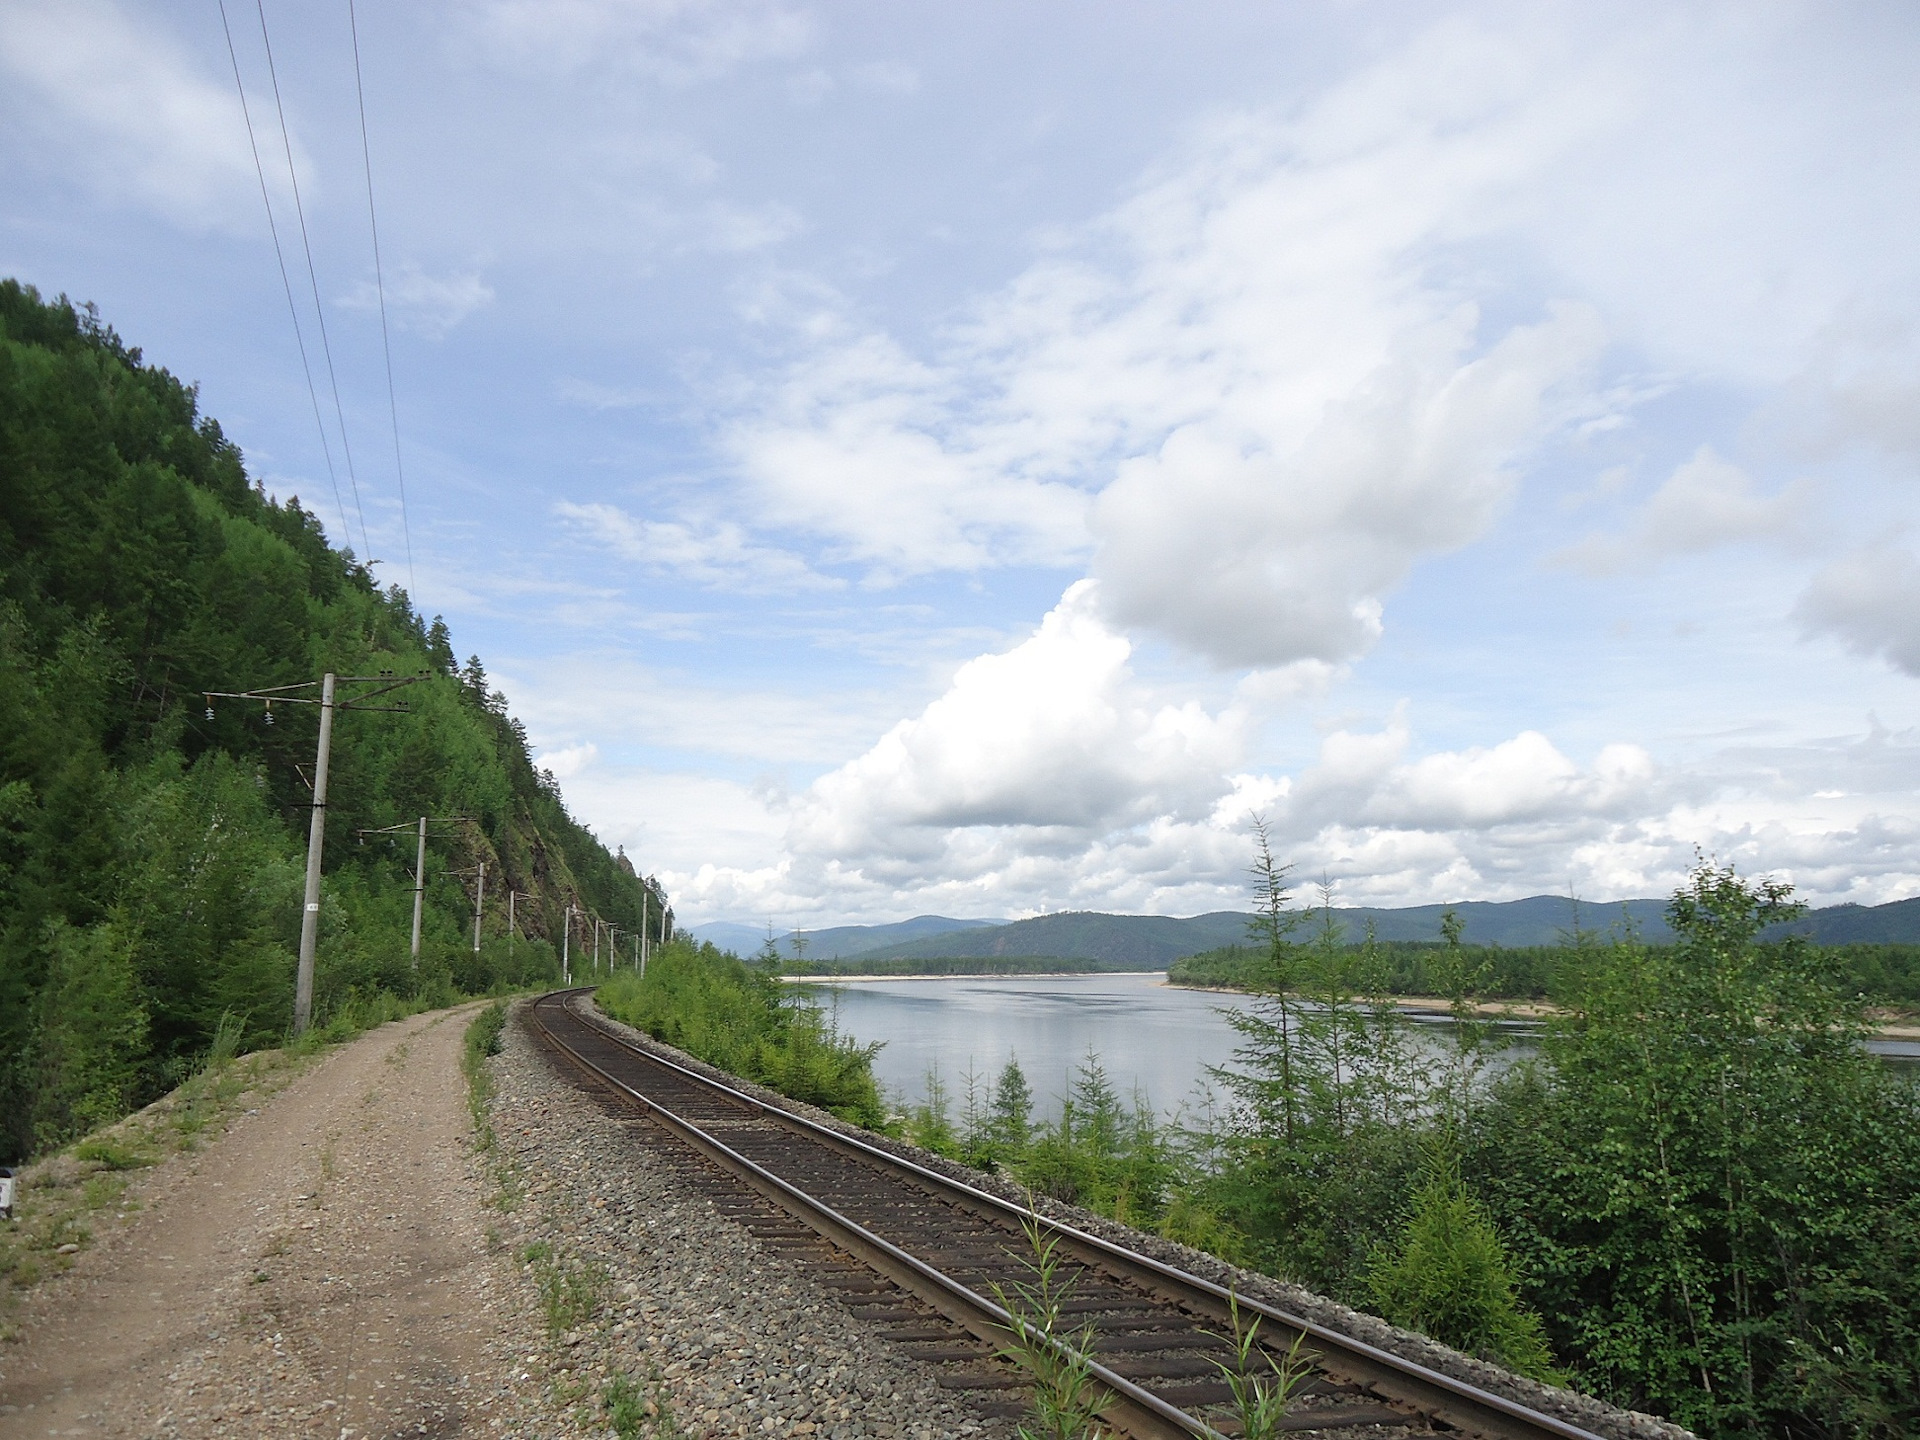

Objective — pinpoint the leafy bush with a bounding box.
[1474,865,1920,1435]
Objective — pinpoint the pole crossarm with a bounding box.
[203,671,430,714]
[353,815,469,838]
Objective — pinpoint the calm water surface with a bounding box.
[804,973,1920,1118]
[805,973,1267,1119]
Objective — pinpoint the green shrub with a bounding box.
[1367,1158,1557,1381]
[597,944,884,1126]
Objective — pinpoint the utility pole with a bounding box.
[445,862,488,956]
[413,814,427,963]
[507,890,532,964]
[300,671,334,1030]
[563,903,574,983]
[355,814,469,969]
[206,670,426,1034]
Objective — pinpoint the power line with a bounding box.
[216,0,352,548]
[253,0,373,565]
[346,0,415,599]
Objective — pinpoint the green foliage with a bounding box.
[1367,1154,1558,1381]
[1206,1297,1314,1440]
[988,1206,1115,1440]
[1174,939,1567,1000]
[988,1058,1035,1159]
[519,1237,606,1338]
[905,1067,960,1155]
[1473,864,1920,1436]
[1202,881,1427,1297]
[28,920,148,1153]
[1017,1053,1178,1228]
[467,999,508,1062]
[0,279,652,1162]
[597,944,885,1126]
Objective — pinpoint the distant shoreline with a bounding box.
[776,972,1920,1039]
[1164,979,1920,1038]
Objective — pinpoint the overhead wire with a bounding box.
[216,0,352,549]
[253,0,374,565]
[346,0,416,600]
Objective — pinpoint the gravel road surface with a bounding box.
[0,1004,567,1439]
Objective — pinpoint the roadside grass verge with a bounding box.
[0,1036,306,1337]
[462,1000,522,1229]
[463,1000,508,1150]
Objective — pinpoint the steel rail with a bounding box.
[532,990,1610,1440]
[532,992,1214,1440]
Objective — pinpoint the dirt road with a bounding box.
[0,1005,563,1439]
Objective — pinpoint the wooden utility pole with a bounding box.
[206,670,426,1034]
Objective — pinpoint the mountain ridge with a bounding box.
[702,893,1920,969]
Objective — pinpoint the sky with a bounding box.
[5,0,1919,928]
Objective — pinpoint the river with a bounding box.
[801,972,1920,1120]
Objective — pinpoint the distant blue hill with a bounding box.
[826,899,1665,968]
[690,893,1920,970]
[1774,895,1920,944]
[689,914,1004,959]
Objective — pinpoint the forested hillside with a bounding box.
[0,280,664,1163]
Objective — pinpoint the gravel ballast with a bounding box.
[489,998,1012,1439]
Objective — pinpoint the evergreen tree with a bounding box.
[990,1058,1034,1155]
[1367,1152,1557,1381]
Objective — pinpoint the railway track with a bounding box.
[526,989,1612,1440]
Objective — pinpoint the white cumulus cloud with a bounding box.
[723,20,1625,664]
[341,264,495,339]
[788,582,1246,867]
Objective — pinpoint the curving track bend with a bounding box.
[526,989,1610,1440]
